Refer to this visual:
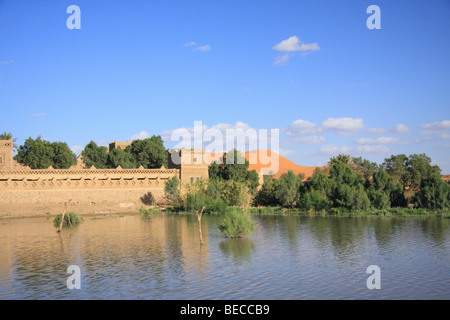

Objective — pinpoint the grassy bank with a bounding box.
[140,205,450,218]
[248,206,450,218]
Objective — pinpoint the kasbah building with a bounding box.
[0,138,211,216]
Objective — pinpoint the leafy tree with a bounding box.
[405,154,441,192]
[383,153,441,193]
[51,141,77,169]
[184,192,209,212]
[328,154,356,169]
[164,176,180,204]
[353,157,379,180]
[208,161,222,179]
[329,161,358,186]
[81,141,109,169]
[246,169,260,194]
[301,190,331,211]
[211,149,250,181]
[14,136,76,169]
[254,176,281,206]
[278,170,302,208]
[413,174,449,209]
[366,169,406,208]
[306,167,331,196]
[208,149,260,193]
[128,136,168,169]
[367,187,390,209]
[206,179,223,202]
[221,180,249,207]
[107,147,135,169]
[382,154,408,182]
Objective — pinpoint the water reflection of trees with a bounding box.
[300,216,450,263]
[219,238,256,263]
[418,218,449,245]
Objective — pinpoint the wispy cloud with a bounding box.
[308,143,391,157]
[0,59,14,65]
[70,145,84,156]
[274,53,291,66]
[420,120,450,139]
[27,113,45,118]
[367,128,387,135]
[273,36,319,52]
[272,36,319,65]
[312,144,352,156]
[354,145,391,154]
[391,123,410,135]
[195,45,211,52]
[321,117,364,136]
[129,130,150,141]
[284,119,322,136]
[185,42,196,47]
[279,148,297,158]
[161,121,279,153]
[355,137,398,145]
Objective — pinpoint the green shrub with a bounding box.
[184,191,229,214]
[139,206,160,217]
[53,212,83,228]
[218,212,256,238]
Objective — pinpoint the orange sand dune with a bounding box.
[244,150,321,179]
[206,150,321,179]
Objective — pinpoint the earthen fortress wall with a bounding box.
[0,139,209,212]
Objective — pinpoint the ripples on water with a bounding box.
[0,214,449,299]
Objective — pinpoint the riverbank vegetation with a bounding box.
[164,152,449,218]
[53,211,84,228]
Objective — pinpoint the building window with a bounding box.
[190,177,195,184]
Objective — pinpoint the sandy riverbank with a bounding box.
[0,202,142,219]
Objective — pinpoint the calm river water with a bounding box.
[0,214,449,299]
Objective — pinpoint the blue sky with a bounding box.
[0,0,449,172]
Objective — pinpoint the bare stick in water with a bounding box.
[197,206,205,245]
[56,200,72,232]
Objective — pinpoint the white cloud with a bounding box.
[316,144,351,155]
[308,142,392,157]
[285,136,326,145]
[391,123,410,134]
[355,137,398,145]
[70,145,84,156]
[272,36,319,65]
[129,130,150,141]
[420,120,450,138]
[273,36,319,52]
[367,128,386,135]
[161,121,279,153]
[195,45,211,52]
[295,136,326,144]
[322,117,364,136]
[355,145,391,154]
[27,113,45,118]
[279,148,297,158]
[284,119,322,136]
[185,42,196,47]
[421,120,450,131]
[274,53,291,66]
[398,137,435,146]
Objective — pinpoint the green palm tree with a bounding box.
[327,154,356,169]
[0,132,18,150]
